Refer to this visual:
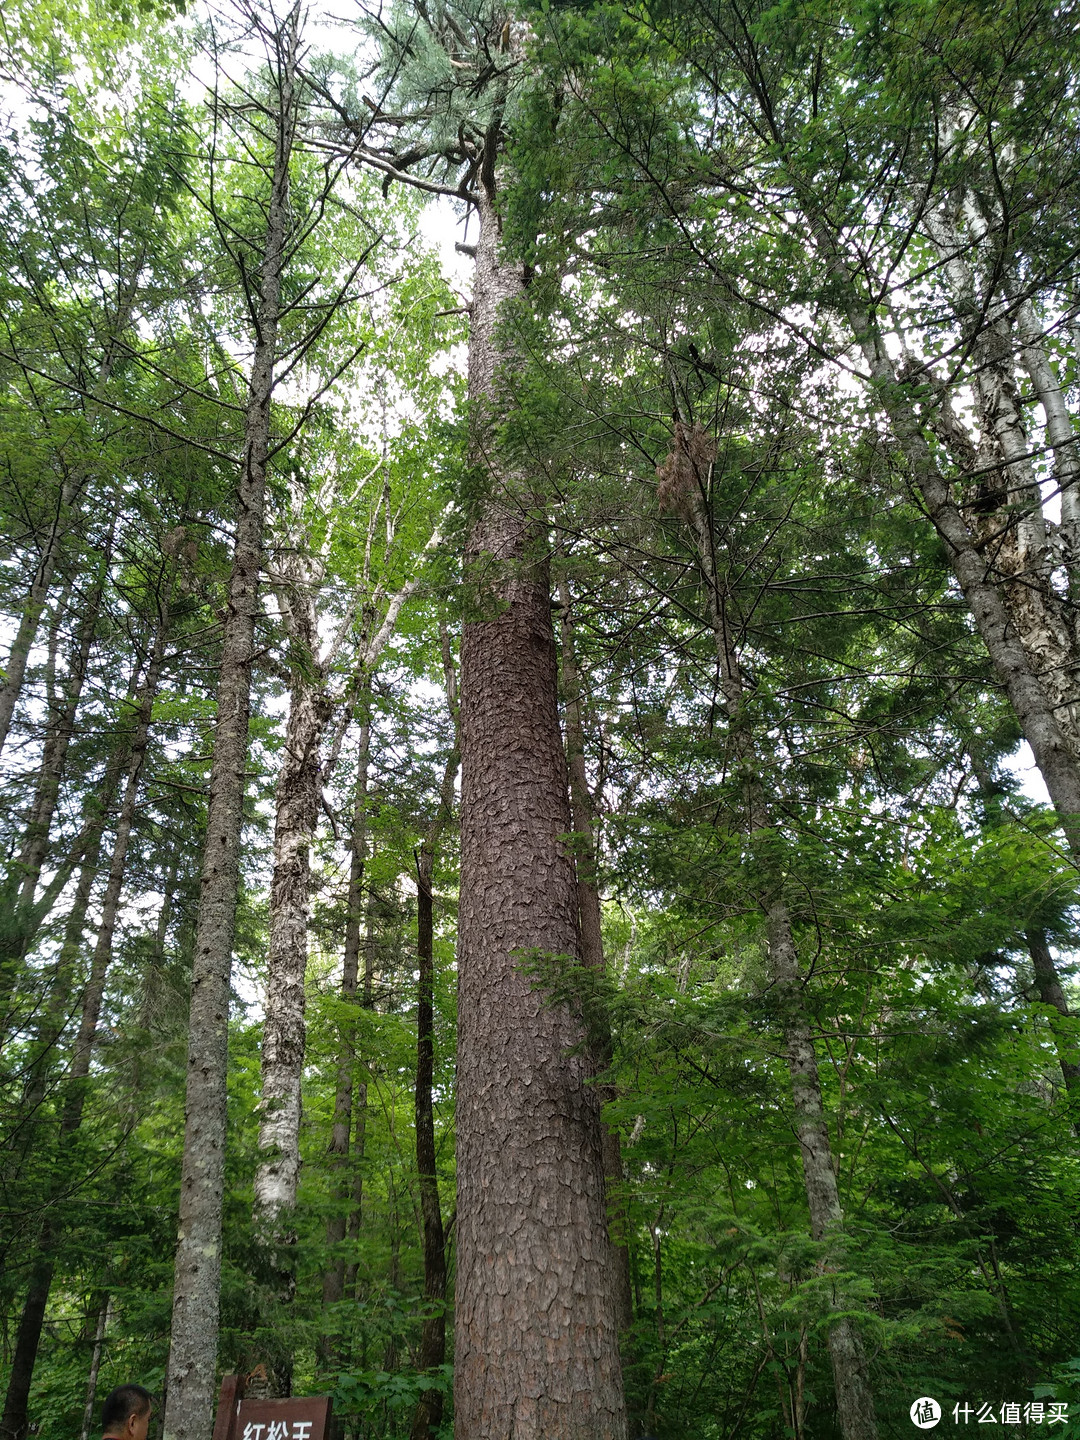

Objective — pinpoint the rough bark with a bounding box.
[842,293,1080,857]
[454,182,627,1440]
[253,622,332,1230]
[1026,929,1080,1099]
[922,207,1080,748]
[557,579,634,1334]
[162,17,296,1436]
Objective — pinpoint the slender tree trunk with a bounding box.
[16,515,116,909]
[410,852,447,1440]
[410,630,458,1440]
[1026,929,1080,1098]
[843,296,1080,855]
[767,905,877,1440]
[60,624,166,1133]
[454,182,627,1439]
[557,580,634,1332]
[79,1294,110,1440]
[321,717,370,1338]
[0,629,164,1440]
[667,450,877,1440]
[162,17,297,1435]
[343,895,377,1307]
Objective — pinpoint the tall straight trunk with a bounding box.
[667,446,877,1440]
[79,1294,110,1440]
[61,622,166,1131]
[454,181,627,1439]
[410,635,457,1440]
[410,852,447,1440]
[322,717,370,1336]
[1026,929,1080,1098]
[557,580,634,1333]
[162,18,297,1436]
[253,646,332,1230]
[0,631,164,1440]
[767,905,877,1440]
[343,895,376,1304]
[9,737,129,1107]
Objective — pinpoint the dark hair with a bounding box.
[101,1386,152,1433]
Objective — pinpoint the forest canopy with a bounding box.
[0,0,1079,1437]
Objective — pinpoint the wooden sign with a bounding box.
[212,1376,333,1440]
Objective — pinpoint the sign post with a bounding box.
[211,1376,333,1440]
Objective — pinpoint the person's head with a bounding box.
[101,1385,153,1440]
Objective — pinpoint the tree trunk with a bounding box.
[79,1294,110,1440]
[162,16,297,1435]
[0,634,161,1440]
[1017,302,1080,612]
[410,855,447,1439]
[0,1252,54,1440]
[16,514,115,910]
[842,294,1080,856]
[253,657,330,1219]
[767,904,877,1440]
[670,454,877,1440]
[1026,929,1080,1099]
[454,183,627,1439]
[321,716,370,1344]
[61,625,165,1130]
[557,579,634,1333]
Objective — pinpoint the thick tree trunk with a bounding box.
[162,19,296,1436]
[557,580,634,1333]
[922,209,1080,746]
[1017,303,1080,611]
[454,184,627,1440]
[0,1252,54,1440]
